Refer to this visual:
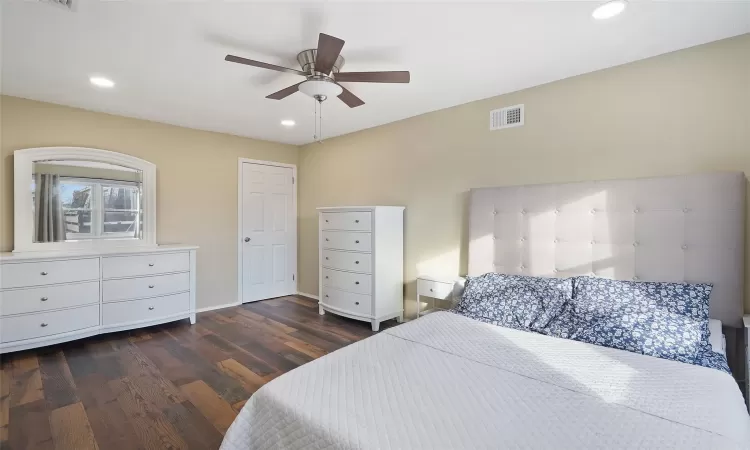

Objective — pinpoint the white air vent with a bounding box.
[490,104,524,131]
[40,0,73,9]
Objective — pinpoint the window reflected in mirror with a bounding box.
[31,160,144,243]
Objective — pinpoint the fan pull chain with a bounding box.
[313,98,318,142]
[319,100,324,144]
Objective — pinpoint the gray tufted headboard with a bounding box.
[468,173,746,327]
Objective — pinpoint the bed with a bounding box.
[222,172,749,450]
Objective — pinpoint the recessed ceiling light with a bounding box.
[89,76,115,88]
[280,120,296,127]
[592,0,627,20]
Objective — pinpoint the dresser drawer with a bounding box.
[0,304,99,343]
[321,250,372,273]
[322,268,371,295]
[102,272,190,302]
[102,292,190,326]
[0,258,99,289]
[320,212,372,232]
[0,281,99,316]
[322,231,372,252]
[321,287,372,317]
[417,278,454,300]
[102,252,190,279]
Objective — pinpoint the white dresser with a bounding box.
[0,245,197,353]
[318,206,404,331]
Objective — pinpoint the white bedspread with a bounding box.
[221,312,750,450]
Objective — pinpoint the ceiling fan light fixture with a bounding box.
[592,0,627,20]
[298,79,343,102]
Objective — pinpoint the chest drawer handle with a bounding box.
[40,323,48,327]
[355,261,360,264]
[355,240,360,244]
[355,281,360,285]
[325,257,329,260]
[325,220,329,223]
[149,285,155,288]
[40,271,48,276]
[41,297,48,302]
[148,263,155,267]
[355,302,360,305]
[325,238,329,241]
[325,294,329,298]
[325,276,329,279]
[355,220,359,224]
[149,306,155,310]
[430,288,434,292]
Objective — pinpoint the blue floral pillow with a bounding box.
[453,273,573,332]
[560,277,725,370]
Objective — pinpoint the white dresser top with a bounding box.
[0,244,198,262]
[317,206,405,211]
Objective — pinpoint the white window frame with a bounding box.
[14,147,157,253]
[57,177,141,240]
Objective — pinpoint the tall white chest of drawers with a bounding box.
[318,206,404,331]
[0,245,197,353]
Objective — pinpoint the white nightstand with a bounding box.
[416,276,456,317]
[744,315,750,411]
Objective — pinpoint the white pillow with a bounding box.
[708,319,725,355]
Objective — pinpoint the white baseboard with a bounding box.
[296,291,319,301]
[196,302,241,313]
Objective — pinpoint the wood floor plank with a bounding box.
[49,402,99,450]
[179,380,237,434]
[156,331,249,404]
[284,340,326,359]
[162,400,224,450]
[8,399,54,450]
[75,373,145,450]
[38,350,78,410]
[109,377,188,450]
[10,354,44,407]
[3,295,379,449]
[216,359,265,393]
[1,360,10,442]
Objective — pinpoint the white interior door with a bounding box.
[240,161,296,303]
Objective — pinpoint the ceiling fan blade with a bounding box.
[266,82,303,100]
[337,85,365,108]
[315,33,345,75]
[225,55,306,76]
[335,71,410,83]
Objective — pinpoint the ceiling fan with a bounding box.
[225,33,410,108]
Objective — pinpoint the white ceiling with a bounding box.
[2,0,749,145]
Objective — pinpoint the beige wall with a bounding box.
[1,96,298,310]
[298,34,750,317]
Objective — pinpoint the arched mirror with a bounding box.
[14,147,156,252]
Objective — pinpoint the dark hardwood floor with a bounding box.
[0,295,393,450]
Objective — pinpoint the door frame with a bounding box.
[237,158,298,304]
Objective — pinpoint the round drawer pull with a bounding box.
[149,285,155,288]
[149,306,155,310]
[40,297,48,302]
[325,276,329,279]
[355,261,360,264]
[148,263,155,267]
[325,294,329,298]
[355,302,360,305]
[355,220,359,223]
[355,240,360,244]
[355,281,360,285]
[325,257,329,260]
[430,288,434,292]
[325,238,329,241]
[40,271,48,276]
[325,220,329,223]
[40,323,48,327]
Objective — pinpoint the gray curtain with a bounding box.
[34,173,66,242]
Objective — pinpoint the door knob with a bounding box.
[244,237,251,242]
